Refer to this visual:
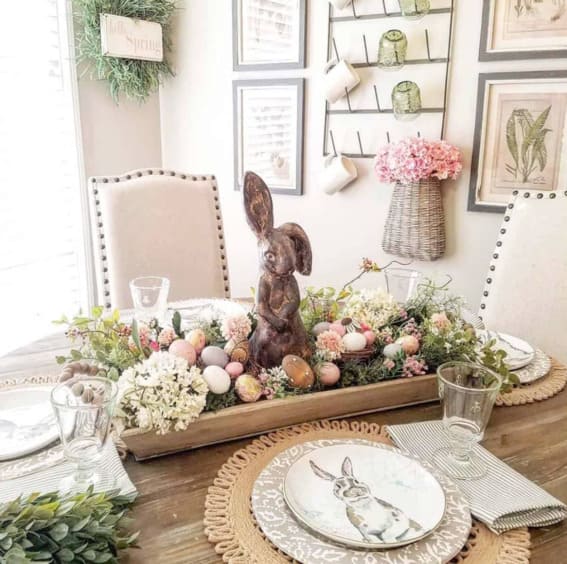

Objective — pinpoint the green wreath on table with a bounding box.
[74,0,176,102]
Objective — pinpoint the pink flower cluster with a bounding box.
[374,137,463,184]
[400,318,423,341]
[402,356,428,378]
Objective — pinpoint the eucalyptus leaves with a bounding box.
[505,105,551,183]
[0,488,138,563]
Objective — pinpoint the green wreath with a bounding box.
[75,0,176,102]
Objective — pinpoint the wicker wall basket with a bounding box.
[382,178,446,261]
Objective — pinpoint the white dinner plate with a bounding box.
[476,330,535,371]
[0,385,59,461]
[283,443,446,550]
[170,299,249,328]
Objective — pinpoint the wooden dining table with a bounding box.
[1,331,566,564]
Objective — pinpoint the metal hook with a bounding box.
[356,131,364,156]
[386,131,391,143]
[425,29,432,61]
[417,130,421,138]
[381,0,389,16]
[329,130,338,157]
[344,87,353,112]
[332,38,340,61]
[373,85,382,112]
[352,0,359,19]
[362,34,370,65]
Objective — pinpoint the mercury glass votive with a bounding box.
[378,30,408,70]
[398,0,430,19]
[392,80,422,121]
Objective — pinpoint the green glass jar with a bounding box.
[398,0,430,19]
[392,81,422,121]
[378,30,408,70]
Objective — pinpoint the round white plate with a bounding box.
[476,330,535,371]
[169,299,249,328]
[252,439,471,564]
[514,349,551,384]
[0,385,58,461]
[283,443,446,550]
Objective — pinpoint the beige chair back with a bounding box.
[89,169,229,309]
[479,190,567,364]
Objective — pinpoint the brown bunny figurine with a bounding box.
[243,171,312,368]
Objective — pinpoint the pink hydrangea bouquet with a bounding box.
[374,137,463,184]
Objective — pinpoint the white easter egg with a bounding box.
[202,365,231,394]
[201,345,229,368]
[383,343,403,359]
[342,332,367,352]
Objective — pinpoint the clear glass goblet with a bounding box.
[392,80,422,121]
[378,29,408,71]
[51,377,117,492]
[384,268,423,303]
[433,362,502,480]
[129,276,170,323]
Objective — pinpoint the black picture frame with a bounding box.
[479,0,567,62]
[468,70,567,213]
[233,78,305,196]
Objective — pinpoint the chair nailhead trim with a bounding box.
[537,193,543,199]
[500,228,506,234]
[483,291,488,297]
[496,241,502,247]
[487,278,492,283]
[490,265,495,271]
[550,193,556,198]
[524,192,530,198]
[504,216,510,222]
[103,178,108,183]
[493,253,498,259]
[106,302,111,308]
[508,203,514,209]
[480,304,486,309]
[512,190,518,196]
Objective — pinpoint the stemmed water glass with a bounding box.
[433,361,502,480]
[383,268,423,303]
[50,377,117,492]
[129,276,170,323]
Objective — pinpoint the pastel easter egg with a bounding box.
[186,329,206,353]
[282,355,314,389]
[168,339,197,365]
[363,330,376,346]
[316,362,341,386]
[235,374,263,402]
[202,366,231,394]
[201,345,229,368]
[396,335,420,355]
[329,323,346,337]
[313,321,331,336]
[383,343,403,359]
[342,332,367,352]
[225,361,244,379]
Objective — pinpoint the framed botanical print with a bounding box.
[468,71,567,212]
[479,0,567,61]
[233,78,304,196]
[232,0,306,70]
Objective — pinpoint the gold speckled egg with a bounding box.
[282,355,314,389]
[230,340,250,364]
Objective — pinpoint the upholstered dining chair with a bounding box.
[478,190,567,364]
[89,169,230,310]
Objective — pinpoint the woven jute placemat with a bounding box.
[203,420,531,564]
[496,360,567,407]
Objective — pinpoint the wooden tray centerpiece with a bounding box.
[56,173,514,460]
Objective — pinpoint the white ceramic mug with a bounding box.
[319,154,358,195]
[327,0,353,9]
[324,59,360,104]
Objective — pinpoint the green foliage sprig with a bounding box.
[74,0,176,102]
[0,488,138,563]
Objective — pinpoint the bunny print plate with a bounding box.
[283,443,446,549]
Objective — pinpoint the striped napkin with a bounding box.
[387,420,567,533]
[0,440,136,503]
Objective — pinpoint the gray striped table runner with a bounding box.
[387,420,567,533]
[0,441,136,503]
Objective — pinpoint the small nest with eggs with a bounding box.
[340,347,375,362]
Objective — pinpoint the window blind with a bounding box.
[0,0,88,355]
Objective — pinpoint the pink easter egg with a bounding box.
[316,362,341,386]
[225,361,244,379]
[329,323,346,337]
[168,339,197,365]
[396,335,420,355]
[363,330,376,346]
[186,329,206,353]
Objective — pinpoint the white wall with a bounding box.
[78,79,162,177]
[159,0,565,308]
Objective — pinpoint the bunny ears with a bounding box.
[243,171,313,276]
[309,457,355,481]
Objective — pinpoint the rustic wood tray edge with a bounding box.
[121,374,438,460]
